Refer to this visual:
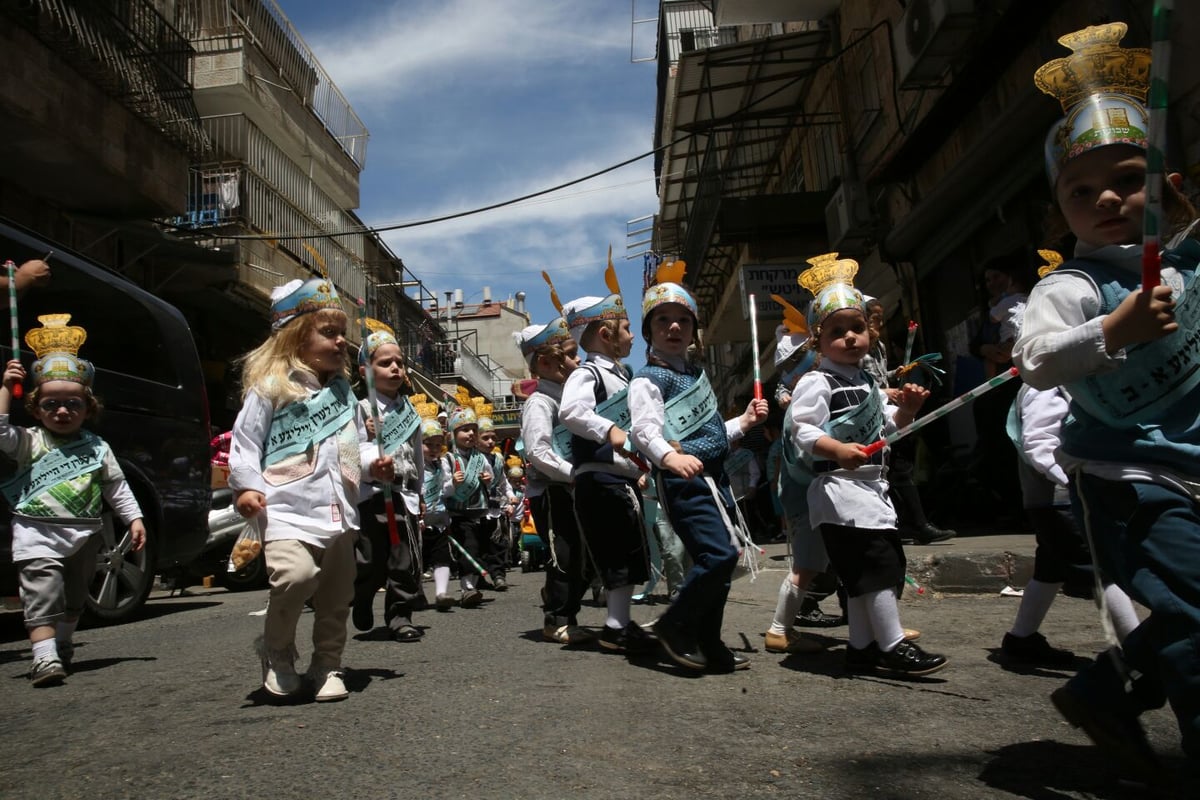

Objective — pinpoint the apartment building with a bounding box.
[0,1,471,428]
[648,0,1194,448]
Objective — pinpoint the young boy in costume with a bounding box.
[515,313,595,645]
[559,258,654,655]
[1,315,146,686]
[352,320,426,642]
[629,260,769,672]
[789,253,946,678]
[1014,23,1200,781]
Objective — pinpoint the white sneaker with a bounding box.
[264,662,302,696]
[260,644,302,696]
[311,668,348,702]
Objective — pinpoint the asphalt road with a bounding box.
[0,547,1189,800]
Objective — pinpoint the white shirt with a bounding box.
[788,361,899,531]
[0,418,143,560]
[629,351,745,468]
[229,372,376,547]
[560,353,642,479]
[1012,239,1196,492]
[1016,384,1070,487]
[520,378,573,497]
[357,393,424,516]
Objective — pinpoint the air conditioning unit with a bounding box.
[825,180,872,252]
[892,0,976,88]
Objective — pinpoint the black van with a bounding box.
[0,217,212,623]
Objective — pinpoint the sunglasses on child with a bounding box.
[38,397,86,413]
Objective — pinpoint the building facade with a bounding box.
[648,0,1195,452]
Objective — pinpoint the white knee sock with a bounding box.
[55,619,79,646]
[434,566,450,596]
[605,585,634,629]
[769,577,804,636]
[864,588,905,651]
[1104,584,1140,642]
[31,638,58,662]
[1009,580,1062,638]
[846,595,873,649]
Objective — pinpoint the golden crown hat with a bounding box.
[361,317,399,363]
[1034,23,1151,185]
[797,253,864,333]
[411,394,445,439]
[26,314,94,387]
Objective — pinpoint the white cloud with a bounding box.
[310,0,629,102]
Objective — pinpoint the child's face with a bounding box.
[300,312,348,383]
[34,381,90,436]
[477,431,497,451]
[596,319,634,359]
[364,342,407,396]
[866,305,884,343]
[1055,146,1147,248]
[537,341,580,383]
[423,436,444,460]
[818,308,870,366]
[454,425,477,450]
[647,303,695,358]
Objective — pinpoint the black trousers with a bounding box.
[819,523,906,598]
[353,494,422,630]
[421,520,452,570]
[531,484,589,626]
[449,514,486,586]
[478,515,507,581]
[573,473,648,589]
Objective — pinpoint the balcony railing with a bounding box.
[178,0,369,169]
[4,0,209,156]
[165,113,367,300]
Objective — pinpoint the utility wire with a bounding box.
[176,29,860,244]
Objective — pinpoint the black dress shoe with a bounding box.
[599,622,656,655]
[911,523,956,544]
[703,643,750,673]
[652,619,707,670]
[391,624,424,642]
[845,642,880,673]
[876,640,947,676]
[492,575,508,592]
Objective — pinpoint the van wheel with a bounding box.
[86,508,157,625]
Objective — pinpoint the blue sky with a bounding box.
[284,0,662,360]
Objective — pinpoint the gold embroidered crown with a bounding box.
[798,253,860,297]
[25,314,86,358]
[1033,22,1150,112]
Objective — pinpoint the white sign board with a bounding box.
[739,264,807,320]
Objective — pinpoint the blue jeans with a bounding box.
[1073,474,1200,759]
[658,470,739,649]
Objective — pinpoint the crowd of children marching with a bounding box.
[7,18,1197,791]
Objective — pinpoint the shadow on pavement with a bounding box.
[0,600,225,642]
[979,739,1188,800]
[983,646,1090,678]
[6,654,157,681]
